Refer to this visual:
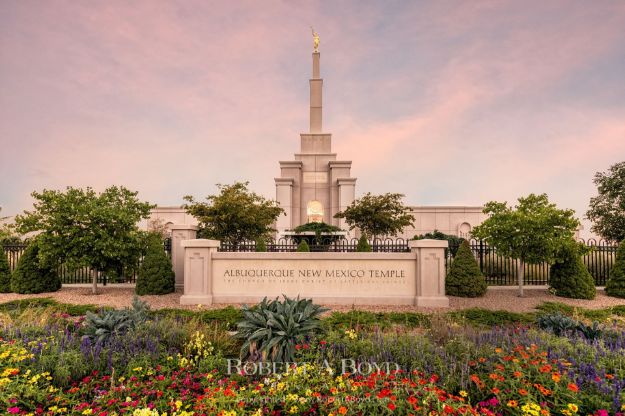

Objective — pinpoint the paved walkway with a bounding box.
[1,286,624,313]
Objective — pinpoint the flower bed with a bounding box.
[1,301,624,415]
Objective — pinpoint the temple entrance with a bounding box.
[307,200,324,223]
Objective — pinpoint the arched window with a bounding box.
[307,200,324,223]
[458,222,471,237]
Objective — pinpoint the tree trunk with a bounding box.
[517,259,525,297]
[92,270,98,295]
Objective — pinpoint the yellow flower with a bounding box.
[567,404,578,413]
[82,410,93,415]
[459,390,468,397]
[289,406,298,414]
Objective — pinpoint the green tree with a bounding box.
[414,229,465,256]
[472,194,579,297]
[605,240,625,298]
[135,234,175,296]
[356,234,372,252]
[15,186,153,294]
[184,182,284,246]
[334,192,414,240]
[446,240,487,297]
[586,161,625,243]
[0,248,11,293]
[11,241,61,294]
[549,240,596,300]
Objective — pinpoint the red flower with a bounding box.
[567,383,579,393]
[387,403,396,411]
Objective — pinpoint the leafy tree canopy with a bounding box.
[472,194,579,264]
[471,194,579,296]
[184,182,284,245]
[15,186,153,293]
[334,192,414,239]
[586,161,625,243]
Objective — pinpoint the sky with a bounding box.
[1,0,625,237]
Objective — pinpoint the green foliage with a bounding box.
[83,297,150,343]
[415,229,464,256]
[606,240,625,298]
[11,241,61,294]
[323,309,430,329]
[356,234,372,252]
[577,321,603,341]
[0,298,101,315]
[297,240,310,252]
[293,221,342,234]
[255,238,267,252]
[334,192,414,239]
[184,182,284,245]
[15,186,153,294]
[549,240,596,300]
[537,313,578,336]
[447,308,534,327]
[446,240,487,297]
[586,161,625,243]
[472,193,579,296]
[237,296,327,362]
[135,234,175,295]
[0,249,10,293]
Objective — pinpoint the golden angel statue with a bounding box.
[311,27,320,52]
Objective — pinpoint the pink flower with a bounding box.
[8,407,20,414]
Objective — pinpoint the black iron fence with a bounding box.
[2,238,172,285]
[3,237,617,286]
[446,238,618,286]
[219,237,411,253]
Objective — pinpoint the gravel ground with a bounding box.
[1,286,624,313]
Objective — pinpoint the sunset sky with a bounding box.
[1,1,625,237]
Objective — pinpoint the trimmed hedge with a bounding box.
[135,235,175,296]
[0,249,11,293]
[549,241,596,300]
[446,240,487,297]
[606,240,625,298]
[11,242,61,294]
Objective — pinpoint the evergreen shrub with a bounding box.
[549,240,596,300]
[135,235,175,296]
[356,235,372,252]
[446,240,487,297]
[11,242,61,294]
[296,240,310,252]
[606,240,625,298]
[0,249,11,293]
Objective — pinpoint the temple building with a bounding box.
[274,50,356,233]
[149,38,486,239]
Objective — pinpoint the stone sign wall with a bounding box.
[179,239,449,307]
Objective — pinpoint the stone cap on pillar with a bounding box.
[409,239,449,249]
[181,239,220,248]
[170,224,199,231]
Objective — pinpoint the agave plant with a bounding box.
[83,296,150,343]
[536,313,577,336]
[237,296,327,362]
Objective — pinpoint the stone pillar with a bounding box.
[336,178,356,232]
[409,239,450,307]
[180,239,220,305]
[170,224,198,288]
[275,177,294,234]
